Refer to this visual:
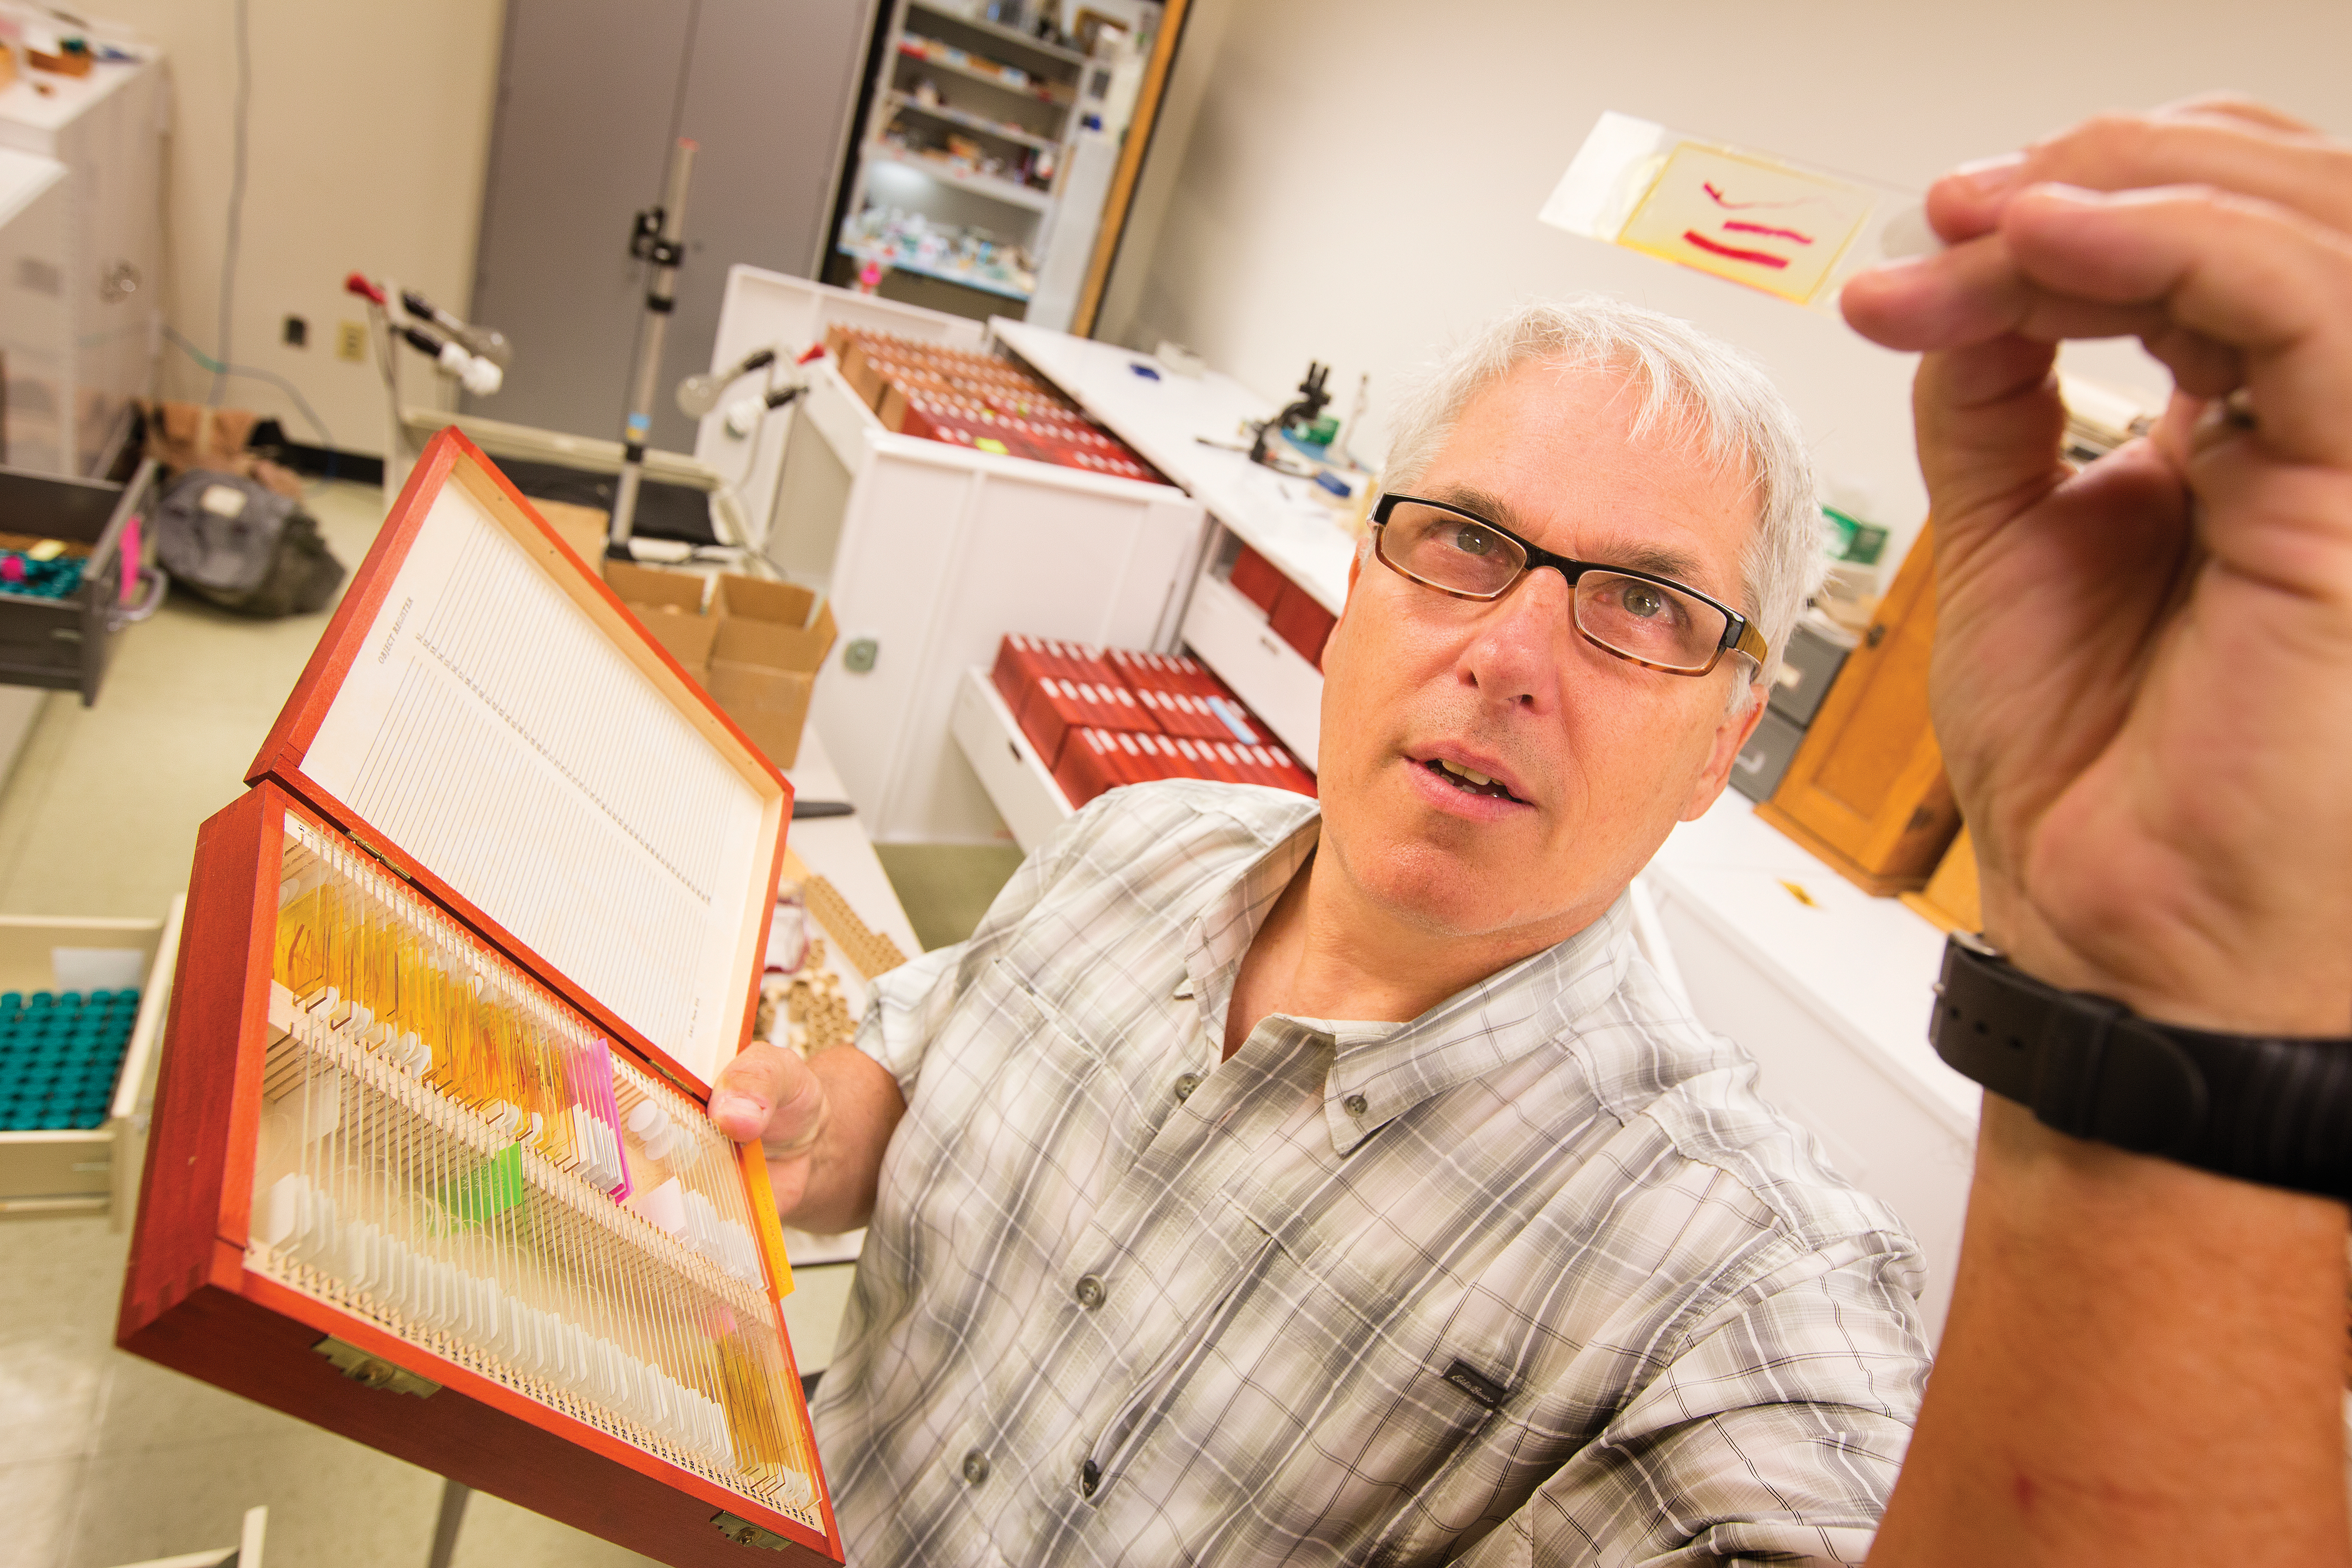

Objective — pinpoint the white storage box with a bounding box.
[0,896,183,1221]
[697,268,1212,843]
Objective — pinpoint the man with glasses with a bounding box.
[715,97,2352,1568]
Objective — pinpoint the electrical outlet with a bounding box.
[336,320,367,362]
[282,314,308,348]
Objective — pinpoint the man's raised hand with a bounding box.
[1842,98,2352,1036]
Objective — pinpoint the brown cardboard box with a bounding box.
[534,499,613,566]
[704,575,837,768]
[602,558,718,671]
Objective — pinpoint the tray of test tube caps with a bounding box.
[0,989,140,1130]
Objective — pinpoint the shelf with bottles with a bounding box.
[869,138,1054,210]
[885,87,1061,154]
[892,32,1075,108]
[908,0,1086,67]
[837,207,1037,301]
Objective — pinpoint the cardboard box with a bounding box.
[703,575,837,768]
[601,558,717,671]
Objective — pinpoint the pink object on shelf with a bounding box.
[120,516,141,603]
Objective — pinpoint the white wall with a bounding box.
[103,0,504,457]
[1100,0,2352,571]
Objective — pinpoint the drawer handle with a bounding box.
[1007,740,1023,764]
[1258,634,1282,656]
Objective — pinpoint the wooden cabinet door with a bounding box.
[1755,527,1961,894]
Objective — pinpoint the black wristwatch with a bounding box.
[1929,931,2352,1200]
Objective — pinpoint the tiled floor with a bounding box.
[0,479,1008,1568]
[872,842,1024,953]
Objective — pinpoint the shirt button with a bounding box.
[1080,1458,1100,1497]
[1074,1273,1106,1309]
[1173,1073,1200,1102]
[962,1449,990,1484]
[1343,1093,1368,1117]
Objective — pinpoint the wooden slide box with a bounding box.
[116,430,844,1566]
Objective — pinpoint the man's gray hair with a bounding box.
[1380,297,1825,706]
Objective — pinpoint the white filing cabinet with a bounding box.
[0,145,67,473]
[693,263,991,555]
[0,40,164,477]
[693,268,1211,843]
[792,360,1208,842]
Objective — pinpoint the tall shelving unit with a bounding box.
[831,1,1091,315]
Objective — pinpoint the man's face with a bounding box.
[1316,361,1767,945]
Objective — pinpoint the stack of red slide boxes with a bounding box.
[823,327,1167,485]
[990,634,1316,809]
[1230,542,1338,668]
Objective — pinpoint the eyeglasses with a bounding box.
[1370,493,1768,677]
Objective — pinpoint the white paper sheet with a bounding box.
[302,479,766,1081]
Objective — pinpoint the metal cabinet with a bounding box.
[467,0,879,453]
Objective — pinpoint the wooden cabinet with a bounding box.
[1756,526,1961,895]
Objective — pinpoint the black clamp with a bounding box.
[630,208,683,267]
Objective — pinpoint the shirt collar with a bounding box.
[1319,896,1635,1152]
[1182,810,1320,1044]
[1178,803,1640,1156]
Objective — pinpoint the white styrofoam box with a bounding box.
[951,667,1073,853]
[1644,794,1974,1341]
[0,897,184,1223]
[799,367,1208,843]
[1178,568,1325,770]
[695,264,990,549]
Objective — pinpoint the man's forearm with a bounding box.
[1868,1096,2351,1567]
[773,1045,906,1235]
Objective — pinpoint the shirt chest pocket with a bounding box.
[887,959,1128,1272]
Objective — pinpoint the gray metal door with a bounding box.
[467,0,878,452]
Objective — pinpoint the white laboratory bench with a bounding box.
[782,726,924,966]
[774,726,920,1369]
[990,319,1357,617]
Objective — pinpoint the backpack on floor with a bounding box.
[153,469,346,617]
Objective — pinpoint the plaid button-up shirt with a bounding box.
[811,781,1929,1567]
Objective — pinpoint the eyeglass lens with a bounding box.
[1378,500,1731,673]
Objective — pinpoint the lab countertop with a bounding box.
[1646,792,1976,1133]
[783,728,923,964]
[989,319,1361,616]
[0,47,155,137]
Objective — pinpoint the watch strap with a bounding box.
[1929,935,2352,1200]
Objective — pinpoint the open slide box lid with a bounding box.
[247,429,793,1091]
